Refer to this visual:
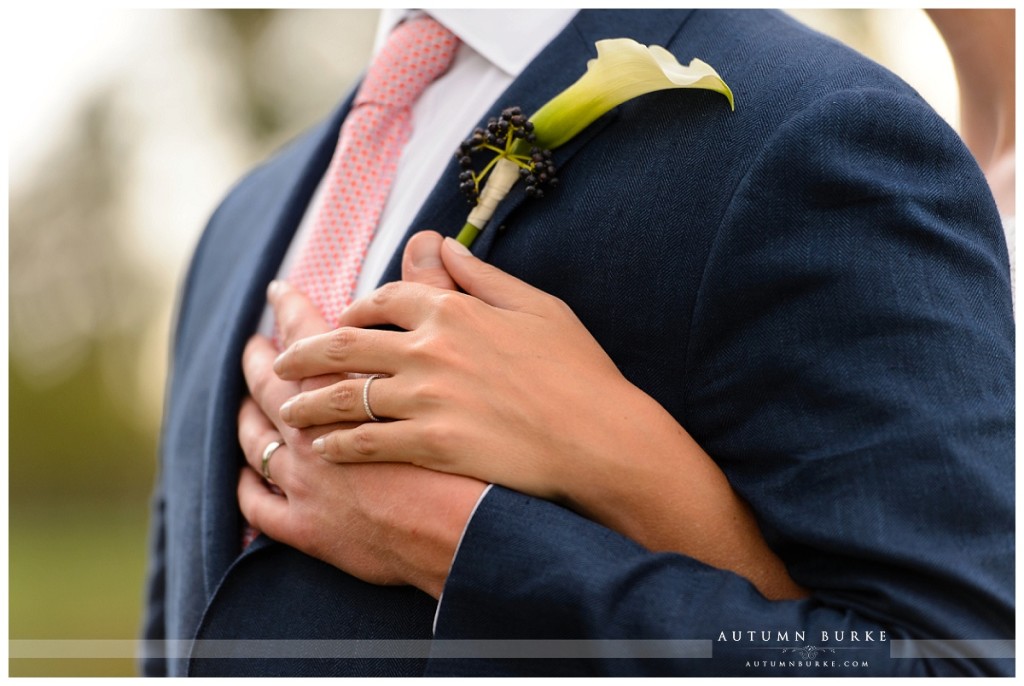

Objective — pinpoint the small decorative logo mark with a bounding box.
[781,645,836,660]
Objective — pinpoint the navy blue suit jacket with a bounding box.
[143,9,1014,677]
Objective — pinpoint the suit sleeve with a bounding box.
[139,472,168,676]
[430,89,1014,677]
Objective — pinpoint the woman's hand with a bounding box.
[272,233,806,600]
[274,235,632,501]
[236,232,485,599]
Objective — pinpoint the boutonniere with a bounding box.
[454,38,735,248]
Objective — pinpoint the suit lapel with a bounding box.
[199,92,355,594]
[378,8,695,282]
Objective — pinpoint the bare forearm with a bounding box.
[563,382,806,600]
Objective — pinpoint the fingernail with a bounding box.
[444,237,472,257]
[279,399,294,422]
[267,280,282,302]
[312,437,325,454]
[411,236,444,269]
[273,352,286,374]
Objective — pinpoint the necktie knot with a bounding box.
[356,15,460,109]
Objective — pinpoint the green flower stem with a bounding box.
[456,222,481,247]
[510,139,532,158]
[474,154,504,194]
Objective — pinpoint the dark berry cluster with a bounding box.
[455,106,558,203]
[520,149,557,199]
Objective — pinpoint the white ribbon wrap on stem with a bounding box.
[467,158,521,231]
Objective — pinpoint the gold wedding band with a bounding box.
[261,440,283,483]
[363,374,386,422]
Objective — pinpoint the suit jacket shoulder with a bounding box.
[434,9,1013,678]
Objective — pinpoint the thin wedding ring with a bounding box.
[261,439,283,483]
[363,374,386,422]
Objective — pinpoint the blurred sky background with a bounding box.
[6,7,979,677]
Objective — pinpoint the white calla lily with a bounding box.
[529,38,734,150]
[456,38,734,247]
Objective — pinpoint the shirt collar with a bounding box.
[375,9,578,77]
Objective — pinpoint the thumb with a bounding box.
[269,281,338,392]
[270,280,330,349]
[402,231,457,291]
[440,237,548,312]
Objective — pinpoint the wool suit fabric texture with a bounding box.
[142,9,1014,677]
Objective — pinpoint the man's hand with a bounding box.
[236,231,485,598]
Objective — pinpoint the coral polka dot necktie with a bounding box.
[242,15,458,551]
[288,14,460,326]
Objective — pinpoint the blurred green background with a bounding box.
[8,8,958,677]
